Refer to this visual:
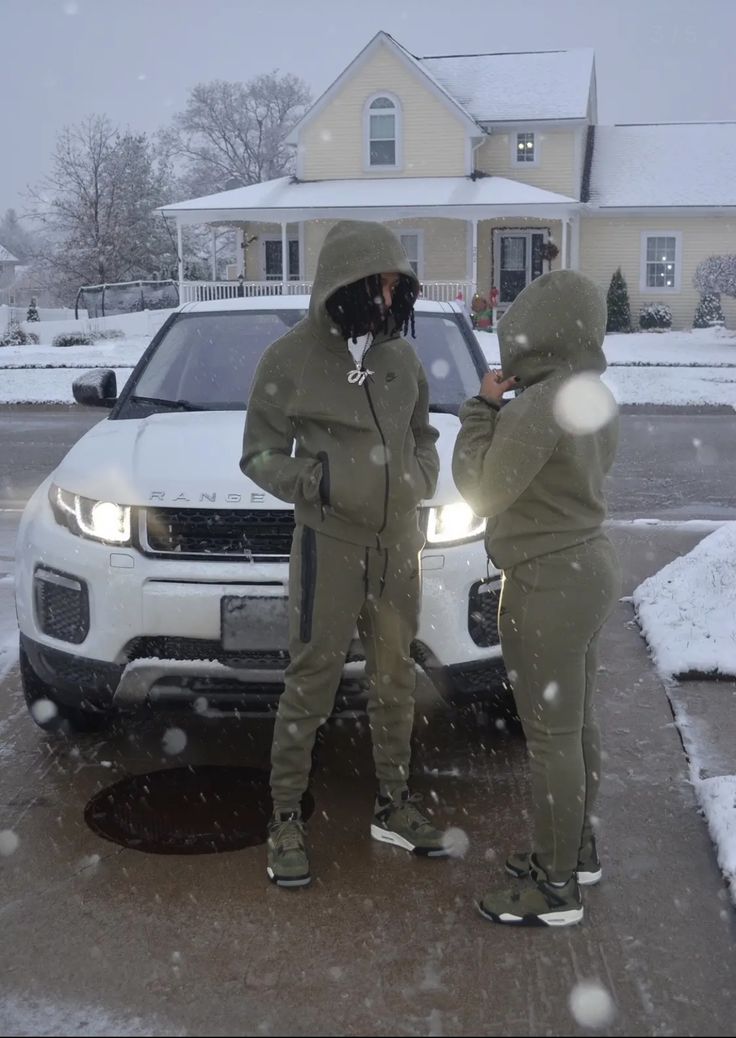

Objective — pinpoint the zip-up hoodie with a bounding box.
[241,220,440,548]
[452,270,618,569]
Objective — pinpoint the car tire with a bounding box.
[19,643,114,734]
[430,663,522,731]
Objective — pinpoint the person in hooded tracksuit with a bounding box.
[452,270,621,927]
[241,220,450,888]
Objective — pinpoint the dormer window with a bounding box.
[516,132,536,163]
[366,95,400,168]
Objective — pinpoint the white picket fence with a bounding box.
[0,304,81,334]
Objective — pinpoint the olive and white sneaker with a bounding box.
[371,790,449,857]
[266,811,311,888]
[506,836,602,886]
[478,856,583,928]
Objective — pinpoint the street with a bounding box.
[1,406,735,1036]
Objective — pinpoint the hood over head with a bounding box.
[497,270,607,387]
[308,220,419,334]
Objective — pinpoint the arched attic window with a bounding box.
[366,94,400,169]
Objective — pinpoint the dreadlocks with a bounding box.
[325,273,417,344]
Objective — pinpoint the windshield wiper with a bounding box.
[429,403,460,415]
[128,395,206,412]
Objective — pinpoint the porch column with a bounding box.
[236,227,245,278]
[561,218,569,270]
[570,213,581,271]
[177,222,184,291]
[210,228,217,281]
[470,218,478,300]
[281,221,288,292]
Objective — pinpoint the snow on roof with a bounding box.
[419,48,595,123]
[0,244,20,264]
[589,123,736,207]
[160,175,576,220]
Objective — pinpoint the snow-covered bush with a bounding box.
[26,298,40,322]
[639,302,672,331]
[694,255,736,299]
[52,332,95,347]
[0,322,40,347]
[693,293,725,329]
[93,328,125,341]
[606,267,631,332]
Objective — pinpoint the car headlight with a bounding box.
[49,485,131,545]
[426,502,485,546]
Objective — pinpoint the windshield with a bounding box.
[117,309,484,417]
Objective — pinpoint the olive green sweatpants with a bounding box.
[499,535,620,881]
[271,524,423,814]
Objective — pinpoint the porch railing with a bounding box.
[180,280,312,303]
[180,279,474,306]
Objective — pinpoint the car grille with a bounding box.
[125,637,366,668]
[143,508,295,559]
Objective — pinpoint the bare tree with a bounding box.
[28,115,177,302]
[165,72,311,197]
[0,209,38,263]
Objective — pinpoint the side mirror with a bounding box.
[72,369,117,408]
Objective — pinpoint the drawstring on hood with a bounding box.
[498,270,607,388]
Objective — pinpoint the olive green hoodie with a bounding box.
[452,270,618,569]
[241,220,440,548]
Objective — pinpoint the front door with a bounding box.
[495,231,545,305]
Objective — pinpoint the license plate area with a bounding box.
[221,594,289,651]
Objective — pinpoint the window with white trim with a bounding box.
[641,233,681,292]
[368,96,398,167]
[264,238,300,281]
[398,232,422,277]
[516,132,536,163]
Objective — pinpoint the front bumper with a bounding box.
[16,490,503,711]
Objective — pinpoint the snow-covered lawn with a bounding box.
[476,326,736,409]
[1,323,735,406]
[0,336,144,404]
[476,326,736,366]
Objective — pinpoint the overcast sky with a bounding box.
[1,0,735,215]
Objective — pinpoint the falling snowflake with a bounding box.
[0,830,20,856]
[542,681,559,703]
[162,728,187,755]
[369,444,391,466]
[568,980,616,1029]
[31,698,57,725]
[441,827,470,858]
[431,359,451,380]
[553,373,617,435]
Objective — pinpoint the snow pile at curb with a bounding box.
[633,522,736,679]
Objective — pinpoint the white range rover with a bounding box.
[15,297,505,733]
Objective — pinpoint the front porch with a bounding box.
[160,174,581,320]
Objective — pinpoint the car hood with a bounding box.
[53,409,462,507]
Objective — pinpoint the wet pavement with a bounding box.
[1,407,735,1035]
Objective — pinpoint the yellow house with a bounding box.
[160,31,736,329]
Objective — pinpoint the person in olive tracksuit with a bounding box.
[242,220,449,887]
[452,270,621,927]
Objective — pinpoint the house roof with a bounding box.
[286,31,481,146]
[159,175,577,224]
[287,32,595,146]
[588,123,736,207]
[0,244,20,264]
[419,48,595,124]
